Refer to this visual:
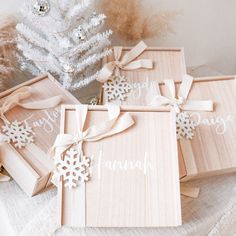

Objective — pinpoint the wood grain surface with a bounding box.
[160,76,236,181]
[59,105,181,227]
[102,47,186,105]
[0,75,79,196]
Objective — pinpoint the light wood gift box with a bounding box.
[101,47,186,105]
[159,75,236,181]
[58,105,182,227]
[0,74,79,197]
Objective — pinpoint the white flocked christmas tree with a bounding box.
[16,0,112,90]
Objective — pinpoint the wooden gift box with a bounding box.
[159,75,236,181]
[57,105,182,227]
[101,47,186,105]
[0,74,79,196]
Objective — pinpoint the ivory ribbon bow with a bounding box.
[97,41,153,83]
[51,104,135,166]
[0,86,62,181]
[150,75,214,113]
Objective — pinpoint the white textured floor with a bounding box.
[0,201,15,236]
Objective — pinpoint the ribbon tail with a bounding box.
[122,59,153,71]
[87,112,135,142]
[113,46,123,62]
[178,75,194,99]
[120,41,148,65]
[164,80,176,99]
[80,103,134,142]
[97,62,116,83]
[181,186,200,198]
[182,100,214,112]
[82,103,121,138]
[19,95,62,110]
[0,87,31,115]
[50,134,75,157]
[149,95,172,107]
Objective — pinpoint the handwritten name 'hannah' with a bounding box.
[91,150,153,179]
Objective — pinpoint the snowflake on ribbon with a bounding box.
[2,120,35,149]
[176,112,198,140]
[53,147,91,189]
[103,75,132,101]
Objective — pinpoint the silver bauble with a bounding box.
[33,0,50,16]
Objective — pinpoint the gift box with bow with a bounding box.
[0,74,79,196]
[154,75,236,180]
[52,104,182,227]
[98,41,186,105]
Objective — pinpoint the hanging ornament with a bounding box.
[32,0,50,16]
[20,62,27,70]
[52,147,91,189]
[61,62,75,73]
[90,12,104,27]
[72,26,87,43]
[176,112,198,140]
[2,120,35,149]
[103,76,132,102]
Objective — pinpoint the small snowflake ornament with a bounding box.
[2,120,35,149]
[53,147,91,189]
[176,112,198,140]
[103,76,132,102]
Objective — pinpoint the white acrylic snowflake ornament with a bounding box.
[2,120,35,149]
[103,75,132,102]
[176,112,198,140]
[53,147,91,189]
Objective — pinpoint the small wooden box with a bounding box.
[101,47,186,105]
[160,75,236,181]
[58,105,182,227]
[0,74,79,196]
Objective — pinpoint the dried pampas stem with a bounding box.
[0,17,17,90]
[99,0,179,41]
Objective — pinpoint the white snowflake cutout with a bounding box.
[53,147,91,189]
[103,75,132,101]
[2,120,35,149]
[176,112,198,140]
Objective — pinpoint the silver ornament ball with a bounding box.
[20,62,27,70]
[72,27,87,43]
[61,62,75,73]
[33,0,50,16]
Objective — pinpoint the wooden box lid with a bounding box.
[0,74,79,196]
[101,47,186,106]
[58,105,182,227]
[160,75,236,181]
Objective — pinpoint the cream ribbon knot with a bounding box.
[97,41,153,83]
[0,86,62,182]
[51,103,135,165]
[150,75,214,113]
